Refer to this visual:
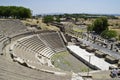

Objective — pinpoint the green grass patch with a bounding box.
[51,51,69,59]
[73,27,83,32]
[51,51,72,71]
[51,51,92,72]
[51,51,71,66]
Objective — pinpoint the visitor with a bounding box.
[111,68,118,78]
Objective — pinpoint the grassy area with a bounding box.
[51,51,92,73]
[21,19,60,31]
[51,51,71,67]
[72,27,87,38]
[73,27,83,33]
[108,28,120,40]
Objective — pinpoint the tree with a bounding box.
[87,24,93,33]
[101,30,117,39]
[0,6,32,19]
[75,17,78,22]
[92,17,108,34]
[42,15,54,23]
[56,17,60,23]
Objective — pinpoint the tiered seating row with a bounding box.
[16,35,55,59]
[0,34,7,43]
[39,32,66,52]
[14,44,40,64]
[0,19,27,36]
[0,34,8,55]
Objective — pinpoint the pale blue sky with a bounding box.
[0,0,120,15]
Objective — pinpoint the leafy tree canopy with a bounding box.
[56,17,60,23]
[92,17,108,34]
[87,24,93,32]
[42,15,54,23]
[101,30,117,39]
[0,6,32,19]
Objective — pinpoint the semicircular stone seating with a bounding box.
[12,32,66,68]
[13,35,53,66]
[0,20,72,80]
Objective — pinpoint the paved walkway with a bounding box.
[67,45,116,70]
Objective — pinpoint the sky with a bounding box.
[0,0,120,15]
